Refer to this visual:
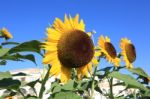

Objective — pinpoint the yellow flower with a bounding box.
[0,28,13,39]
[43,14,96,83]
[148,77,150,82]
[98,36,120,67]
[120,38,136,68]
[5,96,14,99]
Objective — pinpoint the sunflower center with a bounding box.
[57,30,94,68]
[104,42,117,58]
[125,43,136,63]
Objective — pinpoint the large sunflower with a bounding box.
[43,14,96,83]
[120,38,136,68]
[0,28,13,40]
[98,36,120,67]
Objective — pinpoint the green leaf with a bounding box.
[52,85,61,93]
[108,71,147,91]
[61,80,77,91]
[0,78,21,90]
[143,90,150,97]
[0,60,6,65]
[0,71,12,80]
[51,92,82,99]
[114,97,125,99]
[98,66,113,72]
[1,42,20,46]
[26,79,39,88]
[0,53,37,65]
[128,67,149,78]
[8,40,42,55]
[26,96,39,99]
[77,80,91,91]
[0,48,10,57]
[47,82,60,93]
[12,72,28,76]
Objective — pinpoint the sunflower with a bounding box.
[43,14,96,83]
[98,36,120,67]
[0,28,13,39]
[5,96,14,99]
[120,38,136,68]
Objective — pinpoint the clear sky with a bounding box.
[0,0,150,74]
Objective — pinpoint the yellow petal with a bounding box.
[74,14,79,27]
[78,19,85,31]
[43,52,57,64]
[46,28,61,40]
[50,61,61,76]
[60,66,71,83]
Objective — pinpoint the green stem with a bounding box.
[133,89,136,99]
[90,66,97,99]
[18,89,25,99]
[109,77,114,99]
[39,65,51,99]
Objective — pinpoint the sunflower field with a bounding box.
[0,14,150,99]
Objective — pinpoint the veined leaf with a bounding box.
[0,60,6,65]
[0,78,21,90]
[128,67,149,78]
[8,40,42,55]
[61,80,77,91]
[0,71,12,80]
[12,72,28,76]
[0,53,37,65]
[51,92,82,99]
[0,48,10,57]
[1,42,20,46]
[108,71,147,91]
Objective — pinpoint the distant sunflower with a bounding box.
[43,14,96,83]
[5,96,14,99]
[98,36,120,67]
[120,38,136,68]
[0,28,13,39]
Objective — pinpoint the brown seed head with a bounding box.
[57,30,94,68]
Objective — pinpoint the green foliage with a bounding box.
[0,78,21,90]
[8,40,42,55]
[128,67,149,78]
[50,92,83,99]
[0,28,149,99]
[108,71,147,91]
[0,71,12,80]
[0,48,10,57]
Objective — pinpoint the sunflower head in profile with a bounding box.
[98,36,120,67]
[120,38,136,68]
[43,14,96,83]
[0,28,13,40]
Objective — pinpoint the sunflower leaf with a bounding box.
[128,67,149,78]
[0,48,10,57]
[1,42,20,46]
[0,60,7,65]
[8,40,42,55]
[0,53,37,65]
[0,71,12,80]
[0,78,21,90]
[61,80,77,91]
[51,92,83,99]
[108,71,148,91]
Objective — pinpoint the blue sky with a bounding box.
[0,0,150,74]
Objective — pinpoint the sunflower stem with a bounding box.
[39,65,51,99]
[90,66,97,99]
[109,77,114,99]
[108,67,115,99]
[18,89,25,99]
[133,89,136,99]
